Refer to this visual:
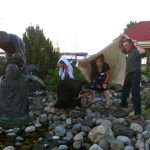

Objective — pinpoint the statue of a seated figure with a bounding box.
[0,64,29,128]
[0,31,29,128]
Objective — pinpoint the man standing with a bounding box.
[121,38,145,120]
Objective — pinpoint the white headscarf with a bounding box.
[58,55,74,80]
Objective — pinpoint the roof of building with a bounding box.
[124,21,150,41]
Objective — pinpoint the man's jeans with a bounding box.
[121,71,141,115]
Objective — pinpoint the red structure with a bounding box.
[125,21,150,41]
[125,21,150,66]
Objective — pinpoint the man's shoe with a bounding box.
[131,114,142,120]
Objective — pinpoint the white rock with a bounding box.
[88,125,114,144]
[44,106,51,113]
[89,144,104,150]
[58,145,68,150]
[15,142,22,146]
[135,140,144,149]
[25,126,36,132]
[110,140,124,150]
[55,125,66,137]
[114,93,118,96]
[73,141,82,149]
[130,123,143,133]
[124,146,134,150]
[51,107,56,113]
[5,129,13,133]
[116,136,131,145]
[115,118,126,124]
[16,136,24,142]
[95,119,103,125]
[3,146,15,150]
[7,132,16,137]
[37,137,43,142]
[44,144,49,148]
[63,131,73,141]
[142,130,150,139]
[101,119,113,127]
[73,132,85,141]
[52,135,60,140]
[66,118,72,125]
[40,114,47,118]
[42,98,47,103]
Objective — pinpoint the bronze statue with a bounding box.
[0,31,28,128]
[0,31,26,66]
[0,31,45,128]
[0,64,29,128]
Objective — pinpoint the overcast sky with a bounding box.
[0,0,150,54]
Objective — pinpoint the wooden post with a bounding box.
[146,48,150,71]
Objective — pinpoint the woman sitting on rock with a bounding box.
[87,54,111,108]
[55,56,82,109]
[57,55,74,80]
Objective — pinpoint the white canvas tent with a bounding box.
[77,36,126,85]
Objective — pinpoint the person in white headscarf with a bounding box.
[55,56,81,109]
[57,55,74,80]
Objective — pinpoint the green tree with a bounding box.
[124,21,137,32]
[23,25,60,79]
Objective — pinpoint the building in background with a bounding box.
[61,52,88,62]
